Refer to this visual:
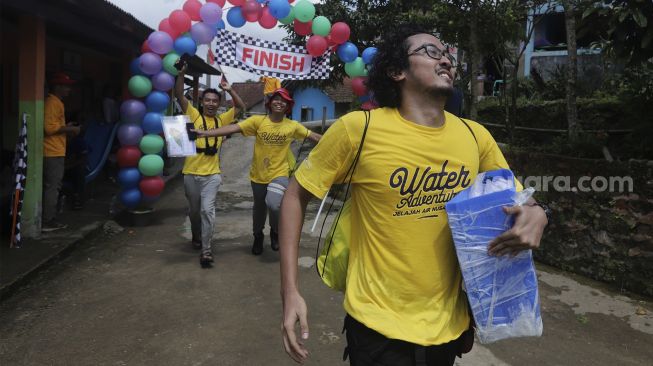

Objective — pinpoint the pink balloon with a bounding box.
[330,22,351,44]
[294,19,312,36]
[306,35,327,56]
[351,77,368,97]
[169,10,192,34]
[183,0,203,21]
[158,18,180,39]
[259,7,277,29]
[206,0,227,6]
[228,0,246,6]
[243,0,262,22]
[140,176,165,197]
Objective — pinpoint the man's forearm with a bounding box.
[279,178,311,295]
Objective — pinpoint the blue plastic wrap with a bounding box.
[445,169,543,344]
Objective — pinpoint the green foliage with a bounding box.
[581,0,653,66]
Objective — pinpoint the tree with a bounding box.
[562,0,580,142]
[581,0,653,67]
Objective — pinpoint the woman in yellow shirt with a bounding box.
[195,88,321,254]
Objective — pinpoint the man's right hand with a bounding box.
[281,290,310,363]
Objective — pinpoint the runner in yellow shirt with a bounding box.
[194,88,321,255]
[279,24,549,365]
[175,63,246,266]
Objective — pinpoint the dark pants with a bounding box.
[344,315,460,366]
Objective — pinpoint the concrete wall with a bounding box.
[291,87,334,122]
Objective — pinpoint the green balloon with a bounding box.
[345,57,367,77]
[294,0,315,23]
[163,52,180,76]
[279,7,295,25]
[128,75,152,98]
[138,154,164,177]
[311,16,331,36]
[139,134,165,155]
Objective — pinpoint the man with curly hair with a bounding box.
[279,24,549,365]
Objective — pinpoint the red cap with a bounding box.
[266,87,294,112]
[50,72,76,85]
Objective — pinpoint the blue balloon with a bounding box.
[142,112,164,134]
[227,7,246,28]
[173,36,197,56]
[120,188,142,208]
[130,57,145,76]
[269,0,291,20]
[145,91,170,113]
[337,42,358,63]
[362,47,378,65]
[256,0,266,3]
[117,167,142,189]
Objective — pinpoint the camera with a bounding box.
[203,145,218,156]
[174,54,192,71]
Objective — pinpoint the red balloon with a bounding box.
[183,0,203,21]
[243,0,262,22]
[158,18,180,39]
[294,19,312,36]
[169,10,192,34]
[117,146,143,168]
[351,77,368,97]
[361,100,378,111]
[330,22,351,44]
[206,0,227,6]
[228,0,246,6]
[141,40,152,54]
[259,7,277,29]
[139,176,165,197]
[306,35,328,56]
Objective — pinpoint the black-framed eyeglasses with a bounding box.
[408,44,457,66]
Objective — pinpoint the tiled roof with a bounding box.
[222,82,265,109]
[324,78,354,103]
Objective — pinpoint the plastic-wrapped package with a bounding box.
[445,169,543,344]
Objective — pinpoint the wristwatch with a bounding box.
[530,202,552,225]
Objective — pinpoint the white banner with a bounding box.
[216,29,331,80]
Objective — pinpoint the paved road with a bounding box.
[1,135,652,365]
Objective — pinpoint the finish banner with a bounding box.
[215,29,331,80]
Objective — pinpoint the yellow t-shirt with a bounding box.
[295,107,519,346]
[182,104,236,175]
[44,94,67,157]
[260,76,282,95]
[238,115,310,184]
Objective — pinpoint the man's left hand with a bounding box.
[488,204,548,257]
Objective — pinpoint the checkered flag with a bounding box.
[10,113,28,248]
[215,29,331,80]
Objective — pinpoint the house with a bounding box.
[522,2,602,80]
[222,81,266,114]
[285,79,354,122]
[1,0,152,237]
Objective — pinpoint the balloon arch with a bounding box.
[116,0,376,208]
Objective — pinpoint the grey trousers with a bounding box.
[251,176,289,235]
[43,157,65,223]
[184,174,222,254]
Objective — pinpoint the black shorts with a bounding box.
[343,314,461,366]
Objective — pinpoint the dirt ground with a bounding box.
[1,135,651,366]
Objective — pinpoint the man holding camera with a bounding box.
[174,62,245,266]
